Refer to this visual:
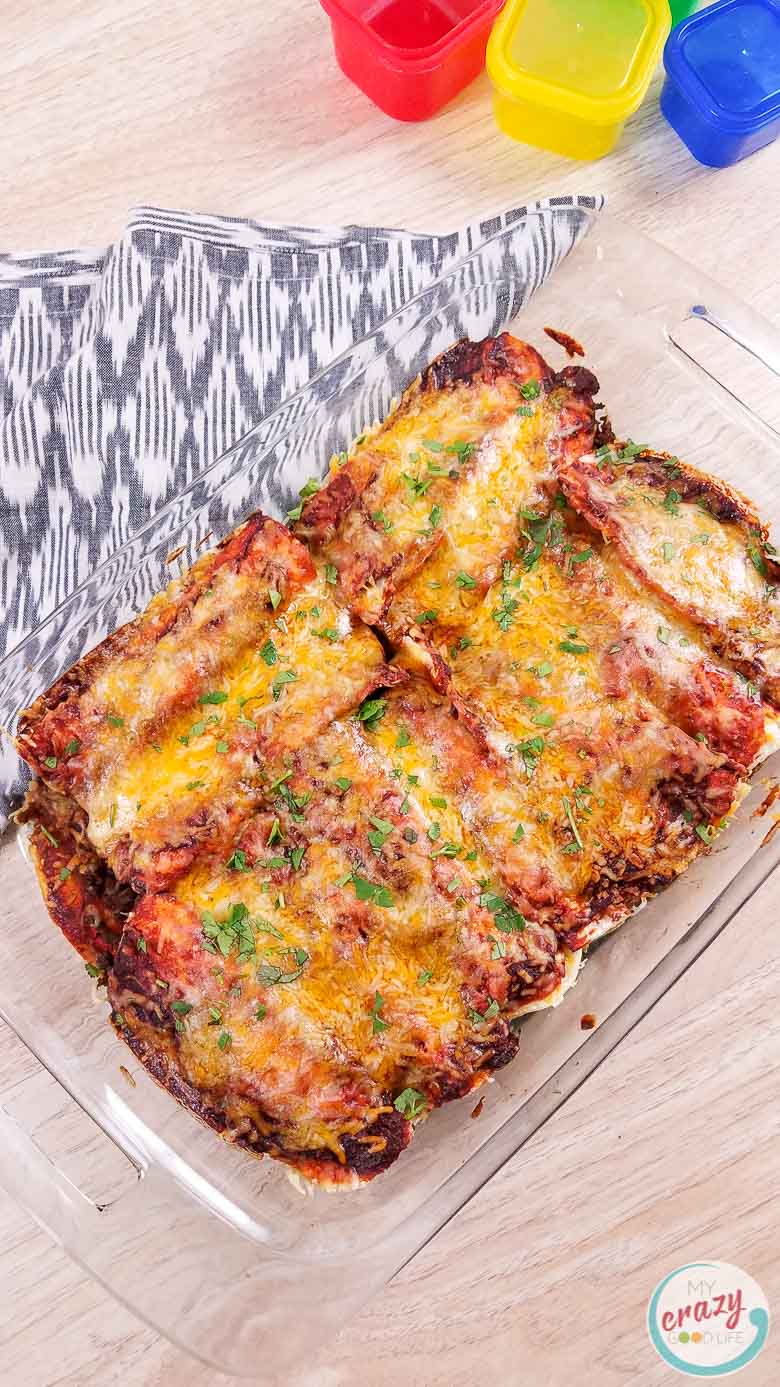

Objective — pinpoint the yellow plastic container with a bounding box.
[487,0,672,160]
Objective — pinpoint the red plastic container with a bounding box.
[320,0,506,120]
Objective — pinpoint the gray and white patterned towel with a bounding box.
[0,195,603,816]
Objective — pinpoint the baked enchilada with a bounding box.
[16,334,780,1186]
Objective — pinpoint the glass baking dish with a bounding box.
[1,206,780,1378]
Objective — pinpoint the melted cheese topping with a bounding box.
[143,712,566,1157]
[87,580,382,869]
[560,454,780,700]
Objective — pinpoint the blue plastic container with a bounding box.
[661,0,780,166]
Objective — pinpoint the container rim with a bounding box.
[663,0,780,136]
[487,0,671,124]
[320,0,506,70]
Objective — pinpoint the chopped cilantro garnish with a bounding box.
[171,1001,192,1016]
[271,669,297,701]
[290,845,306,871]
[394,1087,426,1118]
[356,695,387,730]
[350,875,394,908]
[64,739,81,756]
[748,541,766,576]
[492,592,519,632]
[325,563,338,585]
[561,796,583,852]
[260,638,278,667]
[516,404,533,417]
[217,1031,232,1052]
[479,891,526,934]
[373,510,394,532]
[44,755,58,770]
[559,638,589,655]
[106,714,124,728]
[314,627,339,642]
[199,690,228,705]
[227,849,248,872]
[531,710,554,728]
[519,379,541,400]
[415,609,438,624]
[455,571,476,589]
[618,441,646,460]
[427,821,441,841]
[368,815,394,851]
[663,488,681,516]
[370,991,390,1035]
[662,542,675,562]
[447,439,475,461]
[417,969,433,987]
[258,948,309,986]
[395,726,411,749]
[512,824,525,842]
[201,902,262,960]
[469,998,500,1025]
[215,740,229,754]
[514,735,545,778]
[432,842,460,859]
[58,866,71,882]
[335,776,352,792]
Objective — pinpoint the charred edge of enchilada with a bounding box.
[19,781,136,968]
[293,333,587,549]
[16,514,315,788]
[574,448,767,530]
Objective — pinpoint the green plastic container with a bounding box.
[670,0,699,21]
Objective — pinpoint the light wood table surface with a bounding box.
[2,3,780,1384]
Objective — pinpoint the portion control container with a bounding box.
[2,207,780,1378]
[487,0,671,159]
[319,0,506,120]
[661,0,780,165]
[670,0,699,23]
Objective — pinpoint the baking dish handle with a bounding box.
[0,1095,389,1377]
[0,1100,103,1247]
[666,296,780,439]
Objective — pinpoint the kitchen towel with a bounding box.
[0,194,603,815]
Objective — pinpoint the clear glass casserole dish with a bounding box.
[1,206,779,1378]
